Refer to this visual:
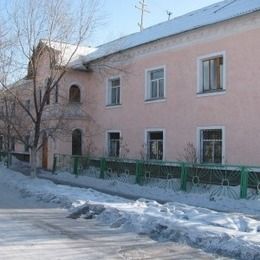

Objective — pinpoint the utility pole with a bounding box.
[166,10,173,20]
[135,0,150,32]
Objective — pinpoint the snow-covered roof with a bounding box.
[40,39,96,65]
[82,0,260,64]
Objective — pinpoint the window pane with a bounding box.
[214,141,222,163]
[202,141,213,163]
[210,59,216,90]
[111,78,120,87]
[219,63,223,89]
[151,81,157,98]
[203,61,209,91]
[159,79,164,97]
[111,86,120,105]
[150,69,163,80]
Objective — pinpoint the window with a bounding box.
[107,78,120,106]
[11,136,15,151]
[146,68,165,101]
[24,135,30,152]
[198,53,225,94]
[11,102,15,116]
[0,135,3,151]
[25,100,30,111]
[45,78,51,105]
[199,129,223,163]
[108,132,120,157]
[54,84,59,103]
[69,85,81,103]
[72,129,82,155]
[146,131,164,160]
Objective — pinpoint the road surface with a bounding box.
[0,179,225,259]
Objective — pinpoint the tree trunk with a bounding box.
[30,146,37,178]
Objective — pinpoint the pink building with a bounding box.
[7,0,260,169]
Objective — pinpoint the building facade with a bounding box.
[4,0,260,168]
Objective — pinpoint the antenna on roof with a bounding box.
[135,0,150,32]
[166,10,173,20]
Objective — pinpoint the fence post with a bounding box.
[180,163,188,191]
[240,166,248,199]
[99,157,106,179]
[135,160,144,185]
[73,156,79,176]
[52,155,57,174]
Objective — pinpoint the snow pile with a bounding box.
[40,170,260,217]
[1,166,260,259]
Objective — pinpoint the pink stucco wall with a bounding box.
[33,12,260,168]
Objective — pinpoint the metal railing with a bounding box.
[53,153,260,200]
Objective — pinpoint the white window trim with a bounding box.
[145,65,166,102]
[197,51,226,96]
[106,76,122,107]
[196,126,225,164]
[144,128,166,160]
[106,130,122,157]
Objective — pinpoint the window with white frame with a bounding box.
[147,131,164,160]
[200,129,223,163]
[107,78,120,106]
[198,54,224,94]
[146,68,165,100]
[108,132,120,157]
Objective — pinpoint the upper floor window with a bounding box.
[198,53,225,95]
[69,85,81,103]
[146,67,165,101]
[107,78,120,106]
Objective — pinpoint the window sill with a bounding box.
[144,98,166,104]
[105,104,122,109]
[196,90,226,97]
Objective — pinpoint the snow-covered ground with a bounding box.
[1,165,259,259]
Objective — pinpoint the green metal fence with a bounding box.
[53,153,260,200]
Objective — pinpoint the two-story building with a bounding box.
[6,0,260,169]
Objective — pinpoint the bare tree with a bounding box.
[0,0,100,177]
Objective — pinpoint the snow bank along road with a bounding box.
[0,169,222,260]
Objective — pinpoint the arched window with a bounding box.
[72,129,82,155]
[69,85,81,103]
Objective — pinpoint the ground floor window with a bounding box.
[11,136,15,151]
[108,132,120,157]
[72,129,82,155]
[146,131,164,160]
[200,128,223,163]
[0,135,3,151]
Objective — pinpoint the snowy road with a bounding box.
[0,178,221,259]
